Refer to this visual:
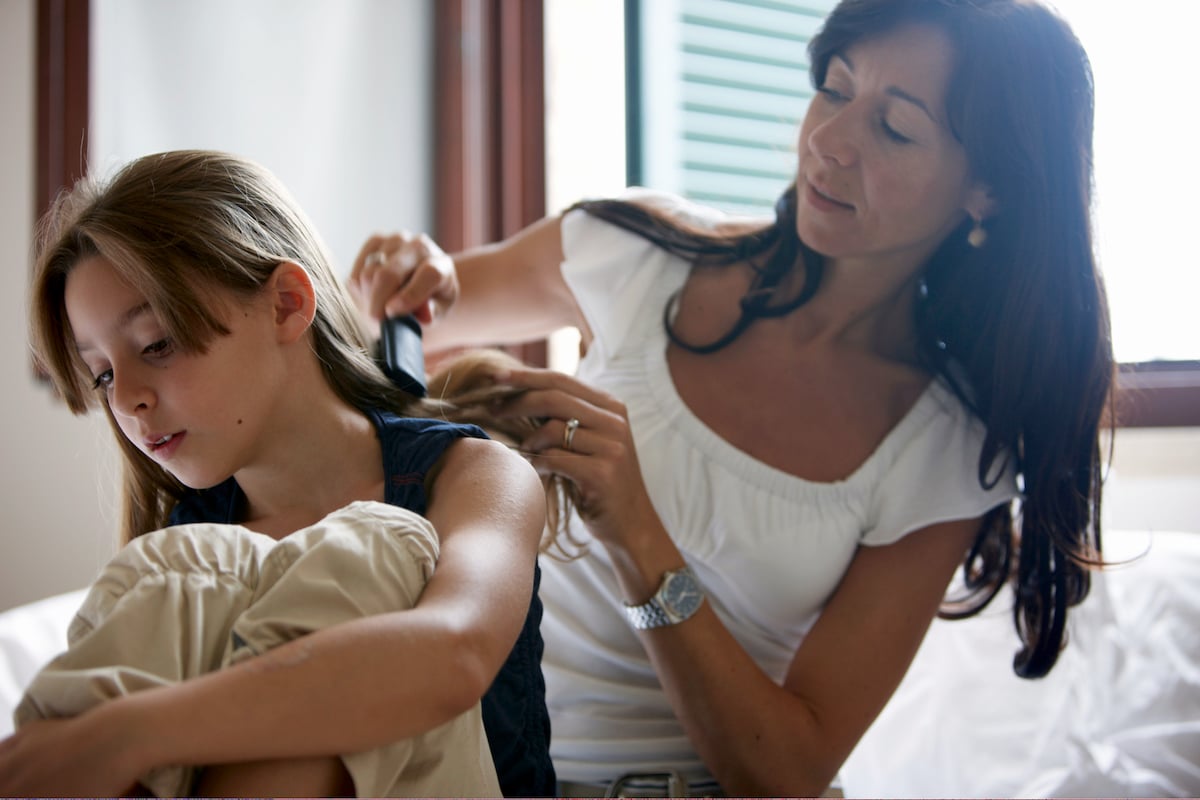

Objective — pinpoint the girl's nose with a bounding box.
[109,368,155,417]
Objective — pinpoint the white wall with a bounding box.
[1104,428,1200,535]
[1,0,432,612]
[1,0,119,613]
[91,0,433,280]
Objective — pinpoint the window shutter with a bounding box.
[629,0,838,217]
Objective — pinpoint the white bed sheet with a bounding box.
[0,587,86,738]
[840,528,1200,797]
[1,531,1198,796]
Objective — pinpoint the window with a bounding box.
[618,0,1200,425]
[1051,0,1199,366]
[629,0,837,217]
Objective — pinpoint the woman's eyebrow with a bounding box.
[833,51,938,123]
[885,87,936,123]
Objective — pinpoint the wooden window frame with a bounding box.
[1114,362,1200,428]
[433,0,547,367]
[36,0,89,223]
[35,0,1196,419]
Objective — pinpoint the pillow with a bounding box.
[0,589,86,737]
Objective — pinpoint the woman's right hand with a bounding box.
[348,231,459,328]
[349,216,575,354]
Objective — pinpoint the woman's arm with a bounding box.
[349,215,584,353]
[492,364,980,797]
[0,438,546,797]
[635,518,978,796]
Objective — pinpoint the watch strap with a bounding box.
[624,566,704,630]
[624,596,675,629]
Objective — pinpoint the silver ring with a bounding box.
[365,250,388,268]
[563,418,581,451]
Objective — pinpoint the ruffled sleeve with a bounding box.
[862,382,1019,546]
[560,206,677,362]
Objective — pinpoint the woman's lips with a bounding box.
[806,181,855,212]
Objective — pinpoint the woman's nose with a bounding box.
[806,107,860,167]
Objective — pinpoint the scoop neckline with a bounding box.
[644,335,942,497]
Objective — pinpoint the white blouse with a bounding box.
[539,191,1019,785]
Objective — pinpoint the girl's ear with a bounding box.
[267,261,317,344]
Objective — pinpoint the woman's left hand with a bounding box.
[489,365,660,554]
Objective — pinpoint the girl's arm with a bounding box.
[0,437,546,797]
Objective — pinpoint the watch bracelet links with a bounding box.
[623,565,705,630]
[624,598,675,629]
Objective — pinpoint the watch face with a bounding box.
[662,569,704,619]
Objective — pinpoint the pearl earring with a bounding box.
[967,217,987,248]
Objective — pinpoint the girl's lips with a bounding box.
[147,431,186,460]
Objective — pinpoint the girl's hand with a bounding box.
[0,714,143,797]
[490,366,660,554]
[349,231,459,327]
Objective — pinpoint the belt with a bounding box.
[558,772,845,798]
[557,771,722,798]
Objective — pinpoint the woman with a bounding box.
[350,0,1112,795]
[2,150,554,796]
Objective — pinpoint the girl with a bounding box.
[3,150,553,796]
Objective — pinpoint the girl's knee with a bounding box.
[194,755,354,798]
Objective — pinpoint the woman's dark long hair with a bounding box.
[573,0,1113,679]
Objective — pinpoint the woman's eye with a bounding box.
[817,85,849,103]
[92,369,113,391]
[882,120,912,144]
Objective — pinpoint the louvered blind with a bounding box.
[629,0,838,217]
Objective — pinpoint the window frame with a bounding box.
[36,0,88,223]
[432,0,548,367]
[35,0,1198,421]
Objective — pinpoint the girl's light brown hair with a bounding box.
[30,150,574,554]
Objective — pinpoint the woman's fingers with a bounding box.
[349,232,409,322]
[350,232,410,289]
[521,415,600,457]
[348,232,458,325]
[485,368,656,541]
[493,366,625,418]
[383,245,456,324]
[496,390,624,452]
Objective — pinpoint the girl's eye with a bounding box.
[143,338,175,358]
[92,369,113,392]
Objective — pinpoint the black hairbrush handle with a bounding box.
[379,315,427,397]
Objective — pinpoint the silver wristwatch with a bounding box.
[624,566,705,630]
